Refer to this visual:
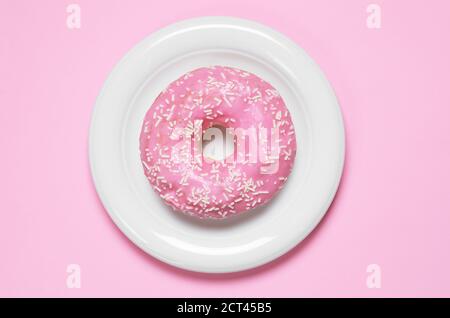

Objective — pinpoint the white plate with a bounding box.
[89,17,345,273]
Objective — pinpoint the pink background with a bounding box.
[1,0,450,297]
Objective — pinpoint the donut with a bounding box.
[139,66,296,219]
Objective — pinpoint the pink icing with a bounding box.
[139,66,297,219]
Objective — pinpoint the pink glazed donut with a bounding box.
[139,66,296,219]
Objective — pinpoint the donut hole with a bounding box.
[202,124,234,162]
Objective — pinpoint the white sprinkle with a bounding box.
[275,111,282,120]
[253,191,269,195]
[223,95,232,107]
[142,161,150,171]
